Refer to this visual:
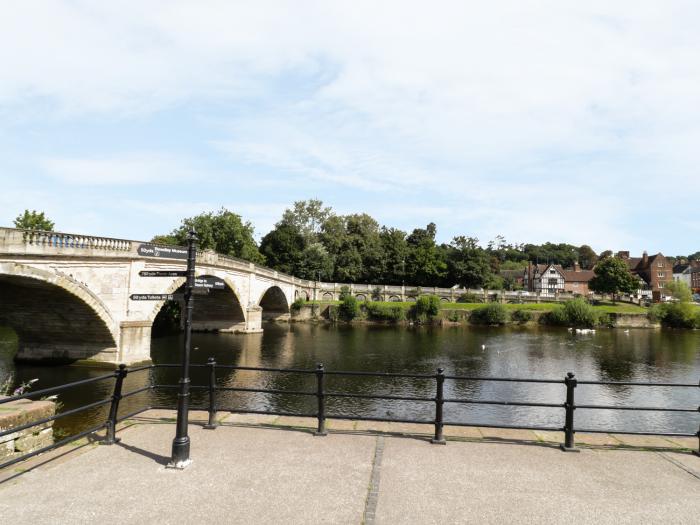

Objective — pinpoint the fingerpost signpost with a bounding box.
[129,231,198,469]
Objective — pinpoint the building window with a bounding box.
[659,282,664,288]
[657,261,664,267]
[550,269,556,274]
[658,272,664,278]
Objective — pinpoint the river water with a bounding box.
[1,324,698,437]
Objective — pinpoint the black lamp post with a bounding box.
[168,229,197,469]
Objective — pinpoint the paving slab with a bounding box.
[478,427,539,442]
[533,430,563,443]
[611,434,680,449]
[221,413,279,425]
[575,433,622,447]
[273,415,317,428]
[664,436,698,449]
[444,425,483,440]
[0,423,375,525]
[376,438,700,524]
[355,420,391,433]
[327,419,357,431]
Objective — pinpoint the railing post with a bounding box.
[431,367,446,444]
[204,357,218,430]
[560,372,579,452]
[694,423,700,457]
[104,364,127,445]
[313,363,327,436]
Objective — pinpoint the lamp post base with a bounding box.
[166,458,192,470]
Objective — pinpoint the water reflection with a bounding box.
[1,324,698,436]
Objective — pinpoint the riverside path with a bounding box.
[1,411,699,525]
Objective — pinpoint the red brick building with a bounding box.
[616,251,672,296]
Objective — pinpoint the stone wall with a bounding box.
[0,398,55,462]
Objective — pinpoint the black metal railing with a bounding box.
[1,361,698,471]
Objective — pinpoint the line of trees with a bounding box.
[148,200,699,289]
[12,206,698,290]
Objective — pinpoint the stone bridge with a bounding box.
[0,228,324,365]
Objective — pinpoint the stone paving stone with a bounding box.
[222,413,279,425]
[355,420,391,433]
[327,419,357,431]
[478,427,539,442]
[444,425,483,439]
[611,434,683,449]
[273,416,316,428]
[574,433,621,446]
[534,430,564,443]
[382,423,432,436]
[664,436,698,449]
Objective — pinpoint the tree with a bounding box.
[279,199,333,242]
[14,210,54,231]
[260,224,305,275]
[578,245,598,270]
[379,227,408,284]
[155,208,265,264]
[588,257,638,300]
[296,242,334,281]
[446,236,493,289]
[405,223,447,286]
[666,281,692,303]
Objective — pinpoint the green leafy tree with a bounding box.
[405,223,447,286]
[446,236,492,288]
[296,242,334,281]
[260,224,306,275]
[14,210,54,231]
[578,245,598,270]
[379,227,408,284]
[155,208,265,264]
[666,281,692,303]
[279,199,333,242]
[588,257,638,300]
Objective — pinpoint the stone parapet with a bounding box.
[0,398,55,461]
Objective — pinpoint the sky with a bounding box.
[1,1,699,255]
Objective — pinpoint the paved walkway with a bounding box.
[0,411,698,524]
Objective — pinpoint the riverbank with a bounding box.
[1,411,698,524]
[292,301,662,329]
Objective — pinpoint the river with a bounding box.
[1,324,698,437]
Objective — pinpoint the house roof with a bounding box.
[673,264,690,274]
[561,269,595,282]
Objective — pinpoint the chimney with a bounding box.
[616,251,629,260]
[573,262,581,272]
[642,251,648,267]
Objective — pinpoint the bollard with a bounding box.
[313,363,327,436]
[694,423,699,457]
[204,357,218,429]
[431,368,446,444]
[560,372,579,452]
[104,364,127,445]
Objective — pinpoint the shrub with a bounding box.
[457,292,480,303]
[364,302,406,322]
[291,297,306,312]
[511,309,532,324]
[371,287,383,301]
[650,302,696,328]
[411,295,441,322]
[544,307,569,326]
[470,303,509,325]
[561,298,598,328]
[327,305,340,322]
[338,295,360,321]
[339,285,351,301]
[543,299,599,327]
[446,311,461,322]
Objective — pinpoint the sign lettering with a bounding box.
[137,244,188,260]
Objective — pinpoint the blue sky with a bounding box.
[2,1,699,255]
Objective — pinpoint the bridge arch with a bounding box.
[148,274,247,332]
[0,263,118,363]
[258,285,290,320]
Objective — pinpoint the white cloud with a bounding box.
[40,154,197,185]
[1,1,699,252]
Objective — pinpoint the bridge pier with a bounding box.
[242,306,263,333]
